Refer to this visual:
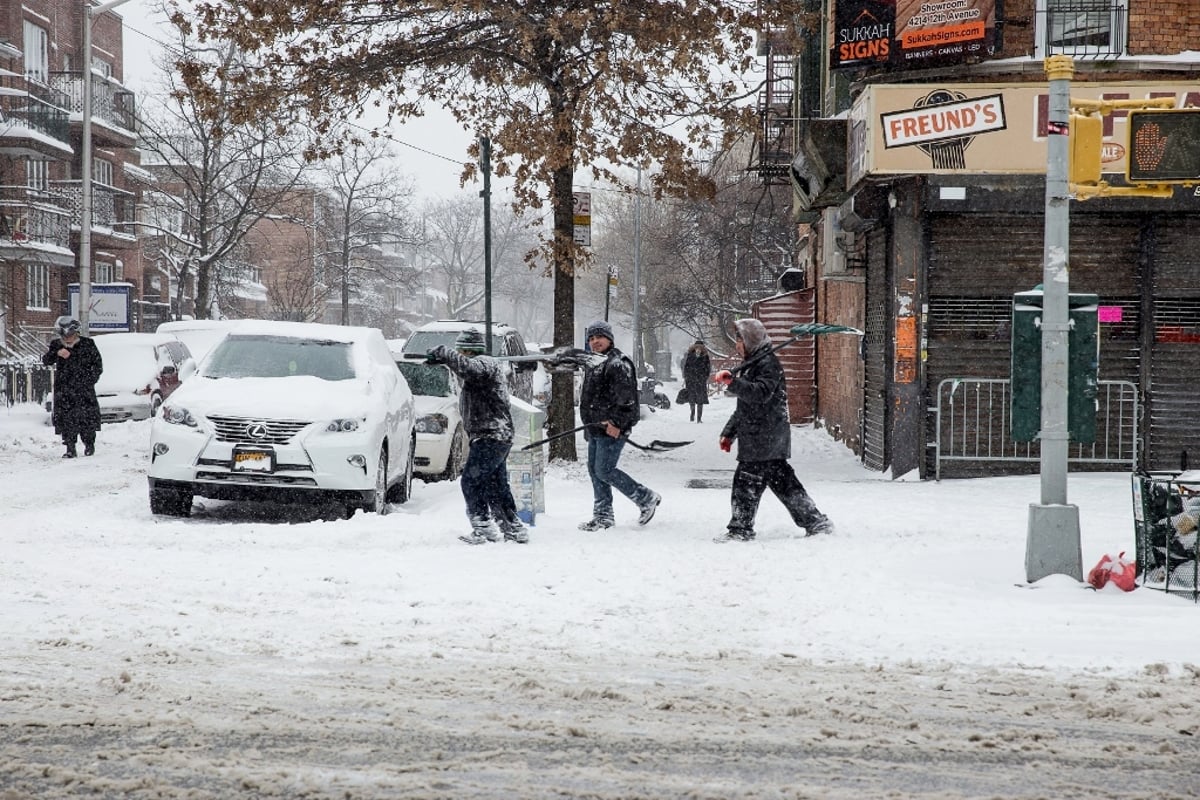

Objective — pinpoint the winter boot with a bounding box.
[713,529,756,543]
[637,490,661,525]
[805,516,835,537]
[499,516,529,544]
[689,404,695,422]
[459,516,499,545]
[62,439,77,459]
[82,436,95,457]
[578,517,614,531]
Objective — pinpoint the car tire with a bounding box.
[387,435,416,504]
[438,426,466,482]
[365,449,390,515]
[150,487,192,517]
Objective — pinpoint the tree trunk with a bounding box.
[548,162,577,462]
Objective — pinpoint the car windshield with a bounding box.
[204,335,355,381]
[405,330,503,355]
[397,361,452,397]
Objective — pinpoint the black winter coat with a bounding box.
[681,350,710,405]
[579,346,639,436]
[430,346,514,443]
[719,343,790,462]
[42,336,103,437]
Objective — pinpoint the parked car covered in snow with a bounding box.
[90,332,197,422]
[156,319,246,366]
[394,355,468,482]
[147,321,416,518]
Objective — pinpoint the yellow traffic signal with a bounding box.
[1069,113,1103,185]
[1127,109,1200,183]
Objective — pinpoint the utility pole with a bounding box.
[1026,55,1082,583]
[479,136,493,352]
[632,165,642,370]
[80,0,135,335]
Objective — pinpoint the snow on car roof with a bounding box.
[413,319,517,334]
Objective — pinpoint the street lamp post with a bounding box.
[79,0,134,334]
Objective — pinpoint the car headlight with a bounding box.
[161,404,199,427]
[326,418,361,433]
[415,414,448,434]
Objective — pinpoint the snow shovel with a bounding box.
[520,423,692,453]
[730,322,864,376]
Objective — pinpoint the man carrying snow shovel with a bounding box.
[712,317,833,543]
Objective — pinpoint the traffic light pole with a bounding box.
[1026,56,1082,583]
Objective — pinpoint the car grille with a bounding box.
[195,471,319,487]
[208,415,311,444]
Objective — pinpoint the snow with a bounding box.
[2,395,1199,797]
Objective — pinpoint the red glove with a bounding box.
[719,437,732,452]
[714,370,733,386]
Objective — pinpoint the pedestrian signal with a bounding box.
[1127,109,1200,183]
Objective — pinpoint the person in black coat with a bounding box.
[42,316,103,458]
[577,319,661,530]
[426,328,528,546]
[711,318,832,542]
[681,340,711,423]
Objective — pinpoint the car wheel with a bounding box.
[150,487,192,517]
[150,392,164,417]
[387,435,416,504]
[438,426,466,482]
[366,449,390,515]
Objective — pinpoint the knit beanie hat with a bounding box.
[585,320,614,344]
[454,329,488,353]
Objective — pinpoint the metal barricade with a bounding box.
[933,378,1139,480]
[1,362,54,407]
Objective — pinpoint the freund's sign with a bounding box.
[830,0,999,71]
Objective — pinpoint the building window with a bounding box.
[93,158,114,187]
[26,264,49,310]
[23,21,48,83]
[94,262,117,283]
[26,159,48,192]
[1037,1,1128,59]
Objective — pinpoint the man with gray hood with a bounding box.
[712,317,833,542]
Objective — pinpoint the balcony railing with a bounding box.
[48,71,137,134]
[0,184,73,250]
[1039,1,1127,60]
[51,179,137,237]
[0,72,71,144]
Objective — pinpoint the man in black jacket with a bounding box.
[712,318,832,542]
[577,320,661,530]
[42,316,103,459]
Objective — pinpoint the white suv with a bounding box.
[148,321,416,518]
[401,320,535,403]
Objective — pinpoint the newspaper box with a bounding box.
[508,397,546,525]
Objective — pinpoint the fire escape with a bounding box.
[749,30,796,186]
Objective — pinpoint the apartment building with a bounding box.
[757,0,1200,476]
[0,0,139,357]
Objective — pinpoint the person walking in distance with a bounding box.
[681,339,711,423]
[425,329,528,545]
[712,318,833,542]
[42,316,102,459]
[577,320,661,530]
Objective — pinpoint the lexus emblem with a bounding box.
[246,422,269,439]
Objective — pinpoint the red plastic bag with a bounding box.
[1087,552,1136,592]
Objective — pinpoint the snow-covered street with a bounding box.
[2,396,1198,798]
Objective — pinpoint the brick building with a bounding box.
[758,0,1200,476]
[0,0,139,356]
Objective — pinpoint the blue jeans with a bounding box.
[460,438,518,525]
[586,434,650,521]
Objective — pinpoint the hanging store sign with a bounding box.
[830,0,999,71]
